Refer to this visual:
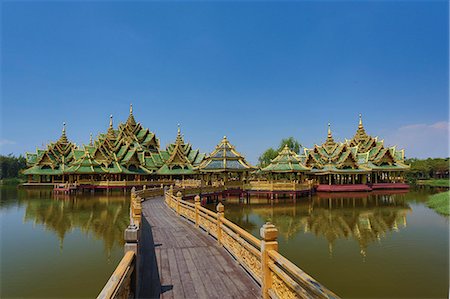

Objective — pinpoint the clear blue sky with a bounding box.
[1,1,448,163]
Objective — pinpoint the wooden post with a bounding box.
[260,222,278,299]
[194,195,200,227]
[176,191,182,215]
[124,223,139,297]
[216,202,224,246]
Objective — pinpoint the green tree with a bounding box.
[278,137,302,154]
[258,137,302,167]
[258,148,278,168]
[0,154,27,179]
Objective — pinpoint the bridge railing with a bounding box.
[97,251,136,299]
[98,186,159,299]
[244,180,313,192]
[164,188,339,299]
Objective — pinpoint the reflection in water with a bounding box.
[1,187,130,298]
[224,192,410,257]
[16,188,129,254]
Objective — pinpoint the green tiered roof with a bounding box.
[262,145,310,173]
[302,124,371,175]
[200,136,254,172]
[346,115,409,171]
[301,118,409,175]
[23,123,77,175]
[24,106,206,177]
[157,126,205,175]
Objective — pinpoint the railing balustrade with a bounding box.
[163,190,339,299]
[100,185,338,299]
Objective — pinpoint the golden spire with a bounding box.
[107,115,116,140]
[89,133,93,146]
[175,124,184,144]
[324,122,336,149]
[354,113,368,142]
[126,103,136,126]
[59,122,68,144]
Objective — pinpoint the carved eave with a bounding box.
[336,150,359,169]
[305,153,324,169]
[373,148,396,166]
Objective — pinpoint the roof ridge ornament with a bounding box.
[59,122,69,144]
[89,133,93,146]
[126,103,136,126]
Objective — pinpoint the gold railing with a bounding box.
[163,189,339,299]
[98,187,163,299]
[77,180,173,187]
[97,251,136,299]
[245,180,313,192]
[175,179,202,188]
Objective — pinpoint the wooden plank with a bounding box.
[140,197,261,299]
[173,248,197,298]
[181,248,209,299]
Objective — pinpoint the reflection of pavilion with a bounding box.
[243,192,410,257]
[20,192,129,254]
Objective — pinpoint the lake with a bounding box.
[1,186,448,298]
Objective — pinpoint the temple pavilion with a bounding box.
[261,144,310,179]
[300,115,409,191]
[199,136,255,187]
[23,107,409,192]
[24,105,207,185]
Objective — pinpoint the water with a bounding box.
[1,187,448,298]
[0,187,129,298]
[218,188,449,298]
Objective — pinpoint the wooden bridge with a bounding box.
[97,187,339,299]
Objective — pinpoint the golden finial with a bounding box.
[177,123,181,134]
[62,122,66,133]
[109,114,113,127]
[130,103,133,115]
[359,113,363,129]
[327,123,332,137]
[223,135,227,140]
[89,133,93,145]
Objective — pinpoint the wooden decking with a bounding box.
[138,197,260,299]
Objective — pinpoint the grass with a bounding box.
[427,191,450,216]
[417,179,450,187]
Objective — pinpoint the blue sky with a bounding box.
[1,1,448,163]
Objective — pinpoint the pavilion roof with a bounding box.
[199,136,255,172]
[262,145,310,173]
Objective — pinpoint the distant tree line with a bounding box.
[258,137,302,167]
[405,157,449,180]
[0,154,27,179]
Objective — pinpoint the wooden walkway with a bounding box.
[138,197,260,299]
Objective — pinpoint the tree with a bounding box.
[0,154,27,179]
[278,137,302,154]
[258,148,278,168]
[257,137,303,167]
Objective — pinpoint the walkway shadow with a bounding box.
[138,216,172,298]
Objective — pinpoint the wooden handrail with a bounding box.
[100,186,338,299]
[162,189,339,299]
[268,250,339,299]
[221,217,261,249]
[97,251,136,299]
